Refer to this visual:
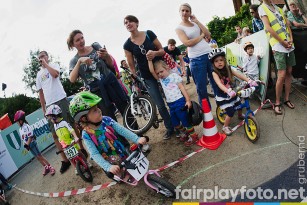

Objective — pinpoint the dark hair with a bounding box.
[67,30,83,51]
[38,51,48,57]
[249,4,260,12]
[124,15,139,24]
[120,60,126,66]
[167,39,176,45]
[212,56,234,83]
[235,25,241,28]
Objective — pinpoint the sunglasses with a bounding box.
[139,44,147,55]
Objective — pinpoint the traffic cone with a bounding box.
[197,98,226,150]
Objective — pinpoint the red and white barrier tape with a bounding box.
[14,181,117,198]
[14,147,206,198]
[155,147,206,172]
[231,99,273,132]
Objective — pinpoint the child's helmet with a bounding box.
[243,41,254,51]
[45,104,62,116]
[69,91,102,122]
[14,110,25,122]
[208,48,225,63]
[188,101,203,126]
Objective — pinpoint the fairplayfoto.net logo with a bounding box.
[174,186,306,201]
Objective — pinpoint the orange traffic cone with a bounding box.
[197,98,226,150]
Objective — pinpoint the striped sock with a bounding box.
[186,126,198,138]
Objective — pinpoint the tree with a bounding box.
[207,4,252,47]
[23,49,82,96]
[0,94,40,121]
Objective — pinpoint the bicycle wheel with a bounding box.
[216,106,226,124]
[147,174,176,198]
[123,95,157,135]
[76,161,93,182]
[244,115,260,143]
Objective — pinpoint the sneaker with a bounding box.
[75,168,79,175]
[81,149,88,159]
[60,161,71,174]
[179,133,189,142]
[49,166,56,176]
[43,165,50,176]
[222,126,233,136]
[184,135,199,147]
[163,130,174,140]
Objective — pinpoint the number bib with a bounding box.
[64,146,78,159]
[126,152,149,181]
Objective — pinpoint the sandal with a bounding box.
[274,104,282,115]
[284,100,295,109]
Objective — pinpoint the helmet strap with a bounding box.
[83,116,102,127]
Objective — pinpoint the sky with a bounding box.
[0,0,235,98]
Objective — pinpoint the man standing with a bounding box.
[250,4,265,33]
[36,51,86,173]
[164,39,185,76]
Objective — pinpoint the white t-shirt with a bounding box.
[36,63,67,106]
[258,4,294,53]
[176,22,211,58]
[159,73,183,103]
[19,123,34,144]
[242,54,260,76]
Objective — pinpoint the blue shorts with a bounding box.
[225,101,241,117]
[29,141,41,157]
[167,97,190,127]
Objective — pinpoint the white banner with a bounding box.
[0,132,18,178]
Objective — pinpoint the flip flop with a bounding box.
[284,100,295,109]
[274,104,282,115]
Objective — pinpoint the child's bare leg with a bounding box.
[36,155,48,166]
[224,116,231,127]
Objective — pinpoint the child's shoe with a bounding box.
[49,165,56,176]
[184,135,199,147]
[43,165,50,176]
[222,126,233,136]
[179,133,189,142]
[7,184,12,190]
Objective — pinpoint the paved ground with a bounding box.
[4,78,307,205]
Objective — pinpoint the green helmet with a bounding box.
[69,91,101,122]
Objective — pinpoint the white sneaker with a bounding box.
[222,126,233,136]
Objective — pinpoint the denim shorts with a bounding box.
[29,141,41,156]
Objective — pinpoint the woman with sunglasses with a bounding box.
[123,15,174,140]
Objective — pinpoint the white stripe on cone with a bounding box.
[203,126,218,137]
[203,112,213,122]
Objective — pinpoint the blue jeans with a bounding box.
[190,54,218,107]
[167,97,190,127]
[144,77,173,131]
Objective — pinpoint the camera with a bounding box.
[92,42,102,51]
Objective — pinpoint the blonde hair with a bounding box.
[179,3,192,13]
[153,60,170,72]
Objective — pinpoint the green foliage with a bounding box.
[207,4,253,47]
[0,94,40,121]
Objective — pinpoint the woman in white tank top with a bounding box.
[176,3,218,107]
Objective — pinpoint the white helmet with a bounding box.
[45,104,62,116]
[208,48,225,63]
